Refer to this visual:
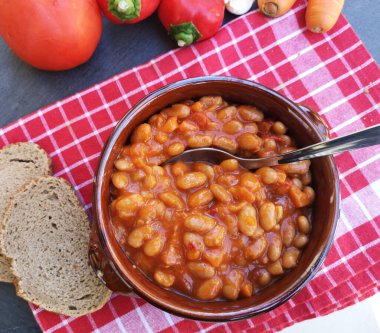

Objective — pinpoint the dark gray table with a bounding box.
[0,2,379,332]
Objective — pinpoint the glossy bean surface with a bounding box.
[110,96,314,301]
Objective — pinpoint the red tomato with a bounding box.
[258,132,287,143]
[0,0,102,71]
[188,113,209,130]
[98,0,160,24]
[158,0,225,46]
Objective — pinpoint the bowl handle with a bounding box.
[297,104,330,140]
[89,225,133,293]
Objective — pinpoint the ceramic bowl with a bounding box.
[89,76,340,321]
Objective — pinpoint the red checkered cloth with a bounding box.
[1,0,379,332]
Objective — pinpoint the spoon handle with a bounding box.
[279,124,380,164]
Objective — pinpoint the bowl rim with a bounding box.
[93,76,341,321]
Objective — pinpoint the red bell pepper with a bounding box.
[98,0,160,24]
[158,0,225,47]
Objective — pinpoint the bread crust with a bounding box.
[0,142,52,282]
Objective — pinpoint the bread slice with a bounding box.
[1,177,111,317]
[0,142,52,282]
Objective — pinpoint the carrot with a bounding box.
[306,0,345,33]
[258,0,297,17]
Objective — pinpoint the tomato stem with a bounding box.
[108,0,141,21]
[169,22,202,47]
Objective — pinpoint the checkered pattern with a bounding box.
[1,1,379,332]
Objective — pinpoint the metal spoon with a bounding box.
[163,124,380,169]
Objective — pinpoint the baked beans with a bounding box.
[110,96,314,301]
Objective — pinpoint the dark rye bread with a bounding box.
[0,142,52,282]
[1,177,111,317]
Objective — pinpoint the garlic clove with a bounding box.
[225,0,255,15]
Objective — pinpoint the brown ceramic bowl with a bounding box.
[90,76,340,321]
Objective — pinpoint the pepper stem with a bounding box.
[117,0,131,12]
[108,0,141,21]
[169,22,202,47]
[175,33,195,46]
